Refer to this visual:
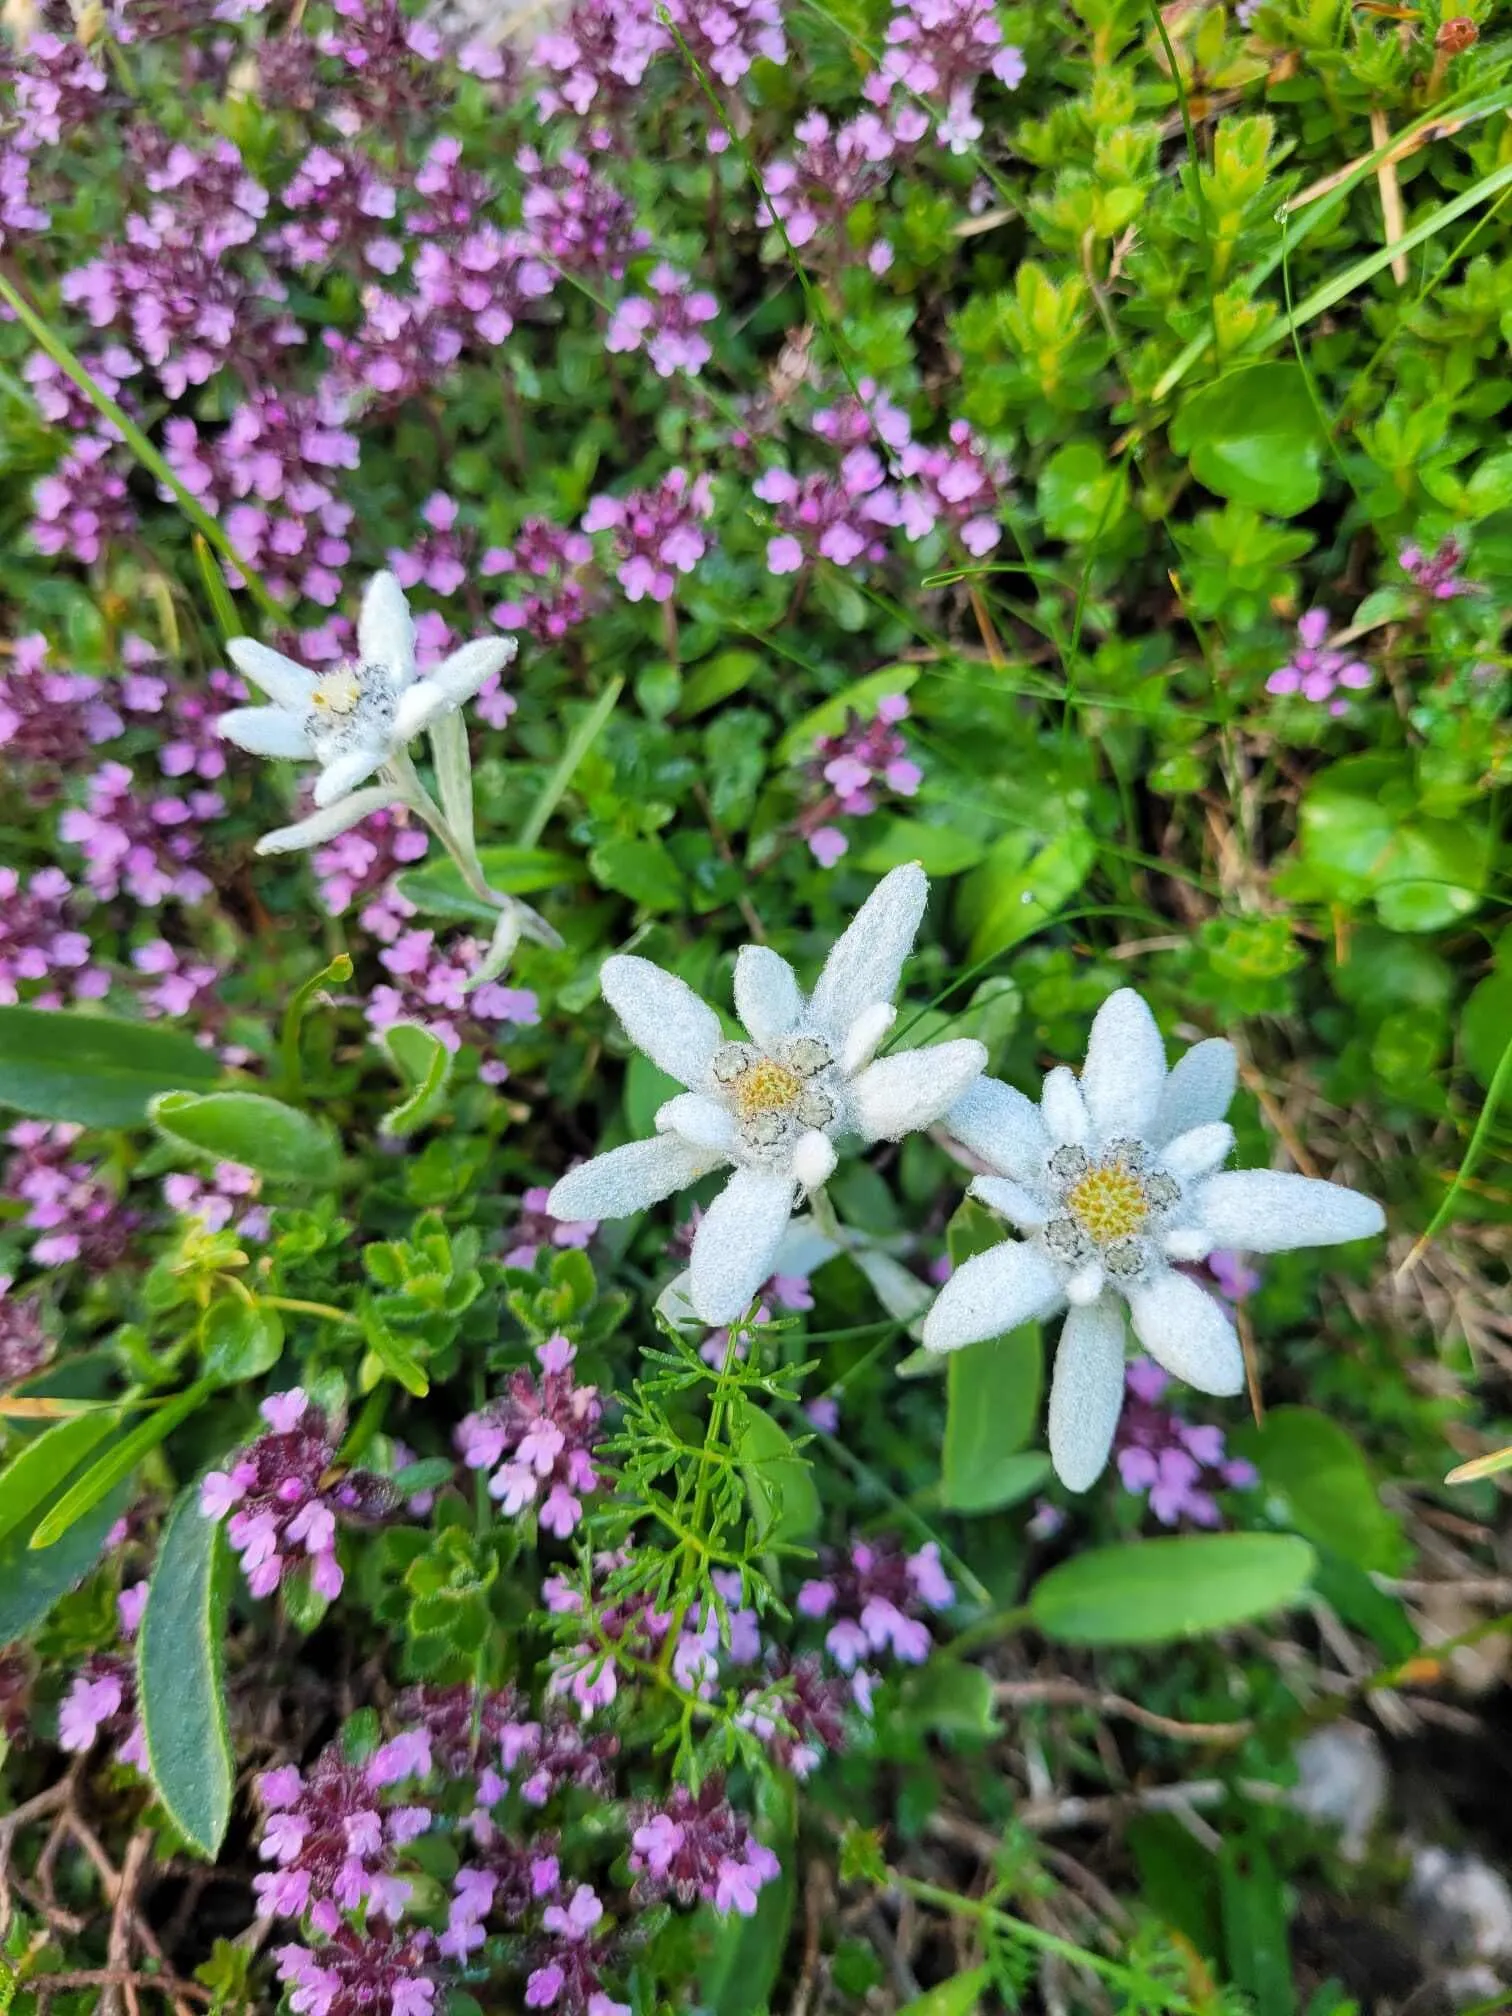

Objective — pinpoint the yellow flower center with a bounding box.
[1066,1162,1148,1244]
[732,1058,804,1121]
[311,668,362,716]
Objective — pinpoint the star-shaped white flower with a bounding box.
[547,864,986,1326]
[921,988,1385,1491]
[218,571,514,843]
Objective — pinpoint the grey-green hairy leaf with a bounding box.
[138,1484,234,1858]
[151,1089,341,1185]
[0,1006,219,1128]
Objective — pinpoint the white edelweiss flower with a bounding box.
[921,987,1385,1493]
[218,571,515,839]
[546,864,987,1327]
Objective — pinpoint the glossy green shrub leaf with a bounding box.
[1230,1407,1405,1573]
[138,1484,234,1859]
[0,1007,219,1128]
[587,836,685,911]
[380,1022,453,1137]
[1037,439,1128,542]
[959,826,1095,962]
[1030,1533,1316,1645]
[897,1968,991,2016]
[200,1299,285,1385]
[1295,757,1489,932]
[679,647,761,715]
[151,1090,341,1185]
[859,819,987,876]
[1171,362,1323,517]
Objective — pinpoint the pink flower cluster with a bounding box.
[797,692,921,868]
[163,1161,269,1240]
[201,1390,398,1601]
[113,644,244,783]
[0,1277,52,1388]
[3,1122,136,1270]
[531,0,784,125]
[275,1925,438,2016]
[60,761,219,908]
[797,1535,954,1687]
[456,1335,605,1537]
[754,449,902,575]
[544,1559,758,1716]
[0,634,123,789]
[276,145,401,273]
[22,344,138,439]
[1114,1360,1257,1527]
[57,1582,148,1769]
[253,1731,433,1926]
[31,437,135,567]
[519,146,648,279]
[583,469,714,603]
[1266,610,1371,713]
[1400,534,1480,600]
[483,520,597,646]
[367,928,540,1073]
[0,868,107,1007]
[758,111,900,269]
[312,807,429,942]
[897,418,1006,554]
[388,491,471,596]
[737,1652,853,1779]
[525,1884,627,2016]
[606,263,718,378]
[630,1776,781,1918]
[864,0,1026,153]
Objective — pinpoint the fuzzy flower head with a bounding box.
[546,866,985,1326]
[1265,609,1371,714]
[219,571,514,839]
[924,989,1385,1489]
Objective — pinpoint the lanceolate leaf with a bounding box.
[1030,1533,1316,1646]
[30,1383,211,1550]
[0,1006,219,1129]
[150,1089,342,1186]
[0,1411,121,1548]
[138,1484,234,1859]
[0,1481,131,1641]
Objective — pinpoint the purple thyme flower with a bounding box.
[0,868,107,1008]
[366,928,539,1077]
[519,146,648,280]
[277,146,401,273]
[482,520,597,647]
[753,449,902,576]
[525,1884,628,2016]
[23,344,138,439]
[660,0,787,87]
[1206,1249,1262,1302]
[1266,610,1372,714]
[387,491,472,597]
[8,30,111,148]
[441,1843,562,1961]
[163,1161,269,1240]
[797,1534,953,1672]
[1114,1359,1258,1527]
[812,378,914,457]
[605,263,718,378]
[4,1122,137,1270]
[897,419,1006,555]
[796,692,921,868]
[57,1582,147,1769]
[274,1923,439,2016]
[253,1733,432,1926]
[1399,534,1480,600]
[30,434,136,566]
[531,0,665,122]
[311,806,428,943]
[392,1683,528,1780]
[117,643,245,782]
[505,1186,598,1270]
[581,469,714,602]
[493,1708,619,1810]
[758,112,899,267]
[863,0,1025,153]
[737,1652,854,1779]
[201,1389,397,1602]
[59,761,219,907]
[457,1335,605,1537]
[630,1778,781,1918]
[0,634,123,797]
[0,1275,53,1387]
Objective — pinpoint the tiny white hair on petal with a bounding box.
[689,1166,797,1325]
[970,1173,1049,1229]
[1041,1065,1089,1147]
[254,784,401,854]
[849,1040,986,1143]
[225,638,317,711]
[792,1129,837,1190]
[313,744,386,807]
[1162,1226,1214,1263]
[546,1134,711,1222]
[600,954,724,1089]
[808,862,928,1044]
[1152,1037,1238,1146]
[217,705,315,759]
[359,568,417,676]
[655,1092,740,1157]
[1079,988,1167,1143]
[394,637,516,741]
[1065,1260,1106,1306]
[1196,1169,1385,1254]
[1127,1270,1245,1396]
[1159,1122,1235,1183]
[839,1002,896,1078]
[771,1218,840,1279]
[945,1076,1048,1185]
[1048,1295,1128,1491]
[733,946,803,1048]
[921,1238,1064,1355]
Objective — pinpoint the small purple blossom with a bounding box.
[582,469,714,602]
[863,0,1025,152]
[796,692,921,866]
[442,1842,562,1960]
[201,1389,397,1602]
[277,146,400,273]
[254,1736,430,1925]
[897,419,1006,554]
[163,1161,268,1240]
[457,1336,605,1537]
[506,1186,598,1270]
[274,1924,439,2016]
[630,1778,781,1917]
[366,928,539,1074]
[0,633,123,794]
[31,435,136,566]
[1399,534,1480,601]
[0,1275,53,1387]
[57,1655,144,1769]
[1114,1360,1258,1527]
[4,1122,136,1270]
[532,0,665,122]
[525,1884,627,2016]
[23,344,138,439]
[753,448,902,575]
[311,806,428,942]
[482,520,597,648]
[737,1653,853,1778]
[1265,610,1372,714]
[59,761,219,908]
[0,867,107,1008]
[759,112,899,265]
[606,263,718,378]
[520,146,647,279]
[797,1534,953,1671]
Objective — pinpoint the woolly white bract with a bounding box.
[546,864,986,1326]
[218,571,514,852]
[922,988,1385,1492]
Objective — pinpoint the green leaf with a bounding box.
[0,1479,130,1640]
[587,836,686,911]
[518,676,624,848]
[897,1968,991,2016]
[30,1383,210,1550]
[396,847,586,922]
[859,819,987,877]
[151,1090,341,1186]
[379,1023,453,1138]
[735,1399,820,1547]
[775,666,919,763]
[391,1457,457,1497]
[697,1777,795,2016]
[1037,440,1128,543]
[0,1411,120,1548]
[901,1661,1000,1739]
[1295,757,1489,932]
[1030,1533,1316,1646]
[138,1484,234,1859]
[679,647,762,716]
[361,1318,430,1398]
[942,1326,1044,1513]
[1171,363,1323,517]
[200,1300,285,1385]
[1462,969,1512,1089]
[1230,1407,1405,1574]
[0,1007,219,1128]
[959,827,1096,963]
[1220,1835,1295,2016]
